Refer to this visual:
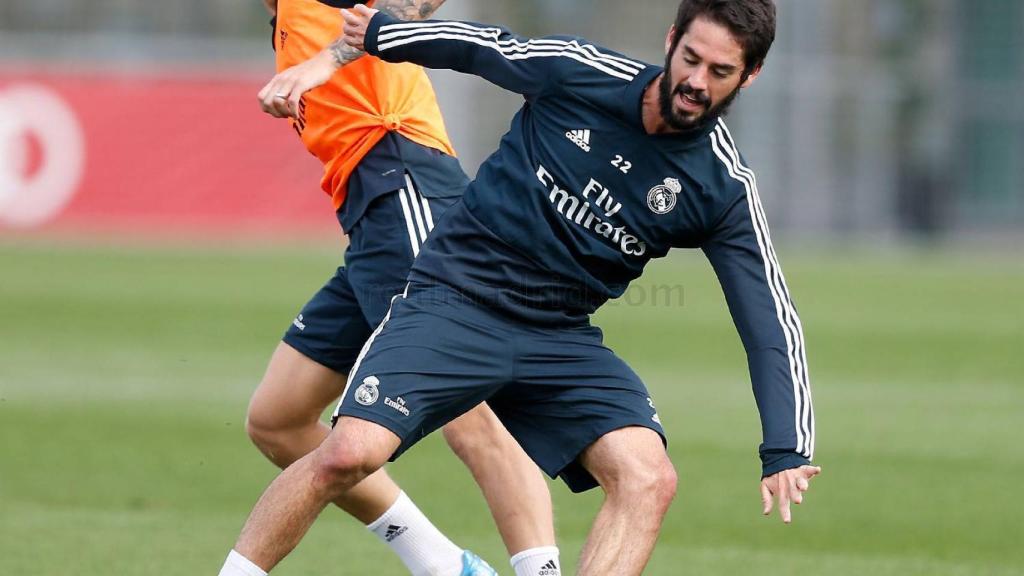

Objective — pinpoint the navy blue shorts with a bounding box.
[282,174,459,374]
[333,283,667,492]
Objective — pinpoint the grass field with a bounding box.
[1,239,1021,575]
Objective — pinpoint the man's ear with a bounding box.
[741,64,763,88]
[665,27,676,56]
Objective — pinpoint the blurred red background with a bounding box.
[0,69,335,238]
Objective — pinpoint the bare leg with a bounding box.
[235,416,400,571]
[575,427,677,576]
[443,404,556,554]
[246,342,399,523]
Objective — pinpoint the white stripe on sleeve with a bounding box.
[376,22,643,81]
[715,120,814,457]
[708,125,813,459]
[378,20,645,71]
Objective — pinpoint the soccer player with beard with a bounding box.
[219,1,821,574]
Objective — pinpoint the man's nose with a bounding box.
[688,66,709,91]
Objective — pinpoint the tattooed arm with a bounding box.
[327,1,444,66]
[379,0,445,22]
[258,0,446,118]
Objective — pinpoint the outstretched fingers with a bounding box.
[760,465,822,524]
[788,472,803,505]
[760,481,773,516]
[777,478,792,523]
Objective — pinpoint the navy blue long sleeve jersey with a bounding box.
[364,15,814,475]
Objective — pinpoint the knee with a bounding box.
[311,443,381,494]
[607,456,678,514]
[311,419,395,493]
[652,458,679,511]
[244,400,284,450]
[244,398,314,467]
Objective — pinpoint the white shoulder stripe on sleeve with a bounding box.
[715,119,815,459]
[708,121,815,459]
[379,20,645,67]
[376,21,644,81]
[380,20,646,70]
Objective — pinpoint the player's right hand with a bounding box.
[342,4,378,51]
[257,49,339,119]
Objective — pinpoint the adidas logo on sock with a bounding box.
[538,559,559,575]
[384,524,408,542]
[565,129,592,152]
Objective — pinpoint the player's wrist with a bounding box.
[363,10,391,56]
[760,451,811,478]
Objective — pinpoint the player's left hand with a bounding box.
[341,4,378,51]
[760,464,821,524]
[257,49,339,118]
[261,0,277,17]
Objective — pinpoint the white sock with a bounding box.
[367,491,464,576]
[511,546,561,576]
[218,550,268,576]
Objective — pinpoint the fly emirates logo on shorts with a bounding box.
[536,164,647,257]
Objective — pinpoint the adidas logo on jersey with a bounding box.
[538,559,560,575]
[565,129,592,152]
[384,524,407,542]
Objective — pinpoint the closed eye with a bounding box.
[712,66,736,79]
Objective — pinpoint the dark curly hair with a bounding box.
[669,0,777,77]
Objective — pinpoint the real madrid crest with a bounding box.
[355,375,380,406]
[647,178,682,214]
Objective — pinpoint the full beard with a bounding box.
[658,64,744,131]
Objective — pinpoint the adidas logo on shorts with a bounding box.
[565,129,592,152]
[538,559,559,575]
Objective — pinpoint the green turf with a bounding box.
[1,239,1021,575]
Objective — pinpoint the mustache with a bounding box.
[675,82,710,107]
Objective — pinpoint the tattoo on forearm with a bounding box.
[328,0,445,67]
[329,39,364,67]
[376,0,445,21]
